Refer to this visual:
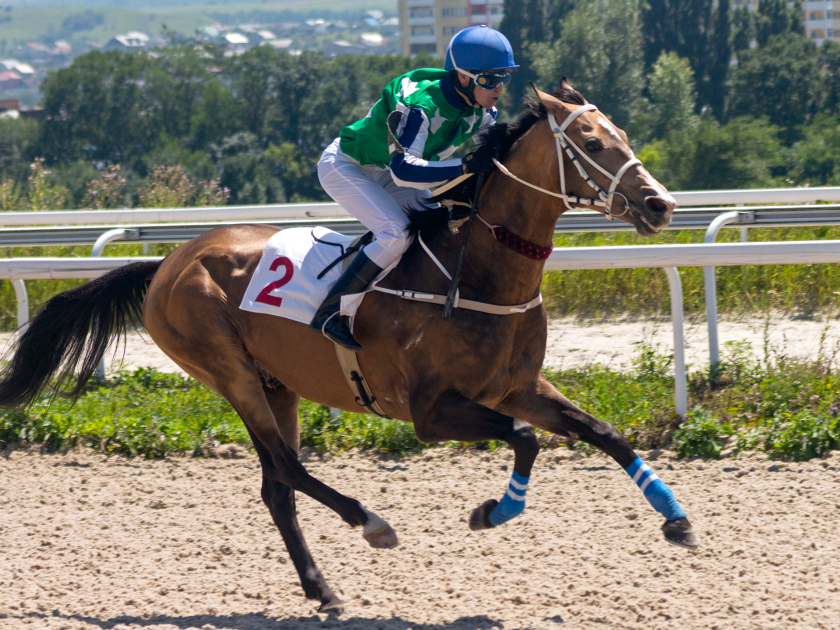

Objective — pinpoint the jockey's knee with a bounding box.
[365,228,412,268]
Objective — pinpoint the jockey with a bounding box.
[311,25,518,351]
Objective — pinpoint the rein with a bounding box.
[492,103,642,221]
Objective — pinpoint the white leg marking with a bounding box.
[360,504,399,549]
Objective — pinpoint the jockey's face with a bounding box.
[457,72,504,109]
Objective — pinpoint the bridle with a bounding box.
[492,103,642,220]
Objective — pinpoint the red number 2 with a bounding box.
[255,256,294,307]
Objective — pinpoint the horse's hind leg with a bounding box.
[498,373,698,549]
[212,360,398,546]
[245,379,342,613]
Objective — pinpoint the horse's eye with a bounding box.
[585,140,602,153]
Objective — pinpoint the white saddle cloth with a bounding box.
[240,227,369,325]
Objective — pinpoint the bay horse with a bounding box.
[0,82,694,614]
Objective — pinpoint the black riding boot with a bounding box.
[309,250,383,351]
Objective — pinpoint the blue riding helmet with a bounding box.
[444,25,518,74]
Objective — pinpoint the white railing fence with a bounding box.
[3,237,840,416]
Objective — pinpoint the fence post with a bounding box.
[11,279,28,333]
[703,211,740,381]
[663,267,687,417]
[91,228,138,379]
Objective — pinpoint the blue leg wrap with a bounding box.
[488,471,529,527]
[626,456,686,520]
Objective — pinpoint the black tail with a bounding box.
[0,260,162,408]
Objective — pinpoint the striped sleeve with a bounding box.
[473,107,498,147]
[389,107,465,189]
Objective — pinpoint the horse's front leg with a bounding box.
[498,373,698,549]
[411,389,540,530]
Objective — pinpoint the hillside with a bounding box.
[0,1,396,46]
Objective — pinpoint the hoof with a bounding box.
[662,517,699,549]
[318,596,344,615]
[469,499,499,531]
[361,507,399,549]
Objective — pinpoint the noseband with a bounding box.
[492,104,642,220]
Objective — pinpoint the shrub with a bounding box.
[672,407,731,458]
[763,411,839,460]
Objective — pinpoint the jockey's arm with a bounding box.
[388,107,467,190]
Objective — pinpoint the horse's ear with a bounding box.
[529,81,563,110]
[559,76,573,91]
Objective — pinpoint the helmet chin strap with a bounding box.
[450,70,477,106]
[448,46,478,106]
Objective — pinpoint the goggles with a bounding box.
[472,72,512,90]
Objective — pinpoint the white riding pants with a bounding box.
[318,138,432,269]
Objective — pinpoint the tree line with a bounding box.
[502,0,840,190]
[2,0,840,210]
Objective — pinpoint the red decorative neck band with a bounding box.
[475,213,553,261]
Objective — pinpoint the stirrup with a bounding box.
[321,312,362,351]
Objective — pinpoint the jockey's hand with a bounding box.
[462,144,498,175]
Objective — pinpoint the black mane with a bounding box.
[405,87,586,236]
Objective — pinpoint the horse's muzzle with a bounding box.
[645,195,673,214]
[636,194,676,234]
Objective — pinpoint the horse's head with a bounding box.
[527,80,675,236]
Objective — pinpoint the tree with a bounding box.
[529,0,644,128]
[641,0,731,120]
[756,0,804,47]
[820,40,840,116]
[732,4,755,55]
[786,114,840,185]
[641,116,783,190]
[729,33,821,140]
[648,52,699,140]
[686,117,783,188]
[500,0,575,114]
[708,0,731,120]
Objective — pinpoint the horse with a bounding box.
[0,81,693,615]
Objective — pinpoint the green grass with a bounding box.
[2,340,839,461]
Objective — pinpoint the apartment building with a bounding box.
[400,0,504,57]
[804,1,837,44]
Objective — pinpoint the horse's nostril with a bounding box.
[645,197,669,214]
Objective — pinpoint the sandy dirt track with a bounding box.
[5,313,839,376]
[1,445,839,630]
[2,315,840,630]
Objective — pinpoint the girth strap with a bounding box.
[372,285,543,315]
[331,233,390,419]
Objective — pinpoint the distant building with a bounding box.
[803,0,837,44]
[16,42,51,62]
[223,32,250,55]
[380,17,400,36]
[0,71,24,91]
[323,40,368,56]
[358,32,386,49]
[0,100,44,119]
[398,0,504,58]
[265,38,296,52]
[0,60,34,77]
[52,41,72,55]
[103,32,150,52]
[0,99,20,118]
